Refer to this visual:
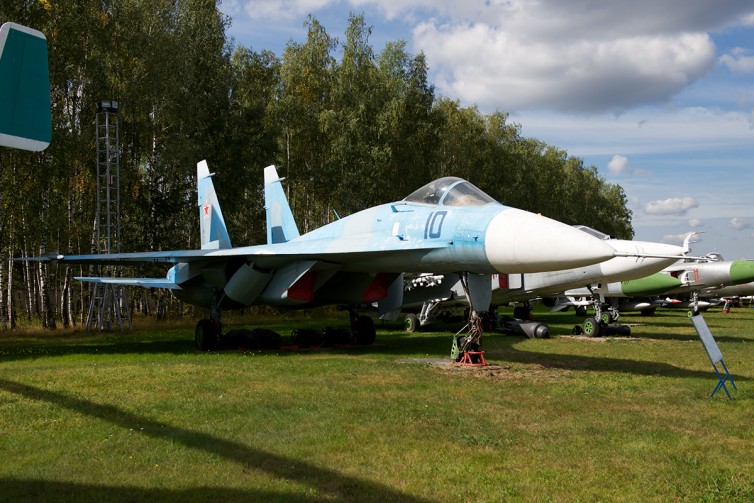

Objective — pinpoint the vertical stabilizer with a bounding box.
[264,165,300,244]
[0,23,51,151]
[197,160,232,250]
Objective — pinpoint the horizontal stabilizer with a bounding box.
[75,276,181,290]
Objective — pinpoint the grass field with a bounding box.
[1,306,753,502]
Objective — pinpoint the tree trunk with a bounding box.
[38,259,56,330]
[22,241,34,322]
[0,254,5,331]
[61,267,71,328]
[7,251,15,329]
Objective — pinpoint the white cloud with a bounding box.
[225,0,754,114]
[729,217,752,230]
[720,48,754,74]
[416,23,716,113]
[242,0,333,21]
[403,0,753,113]
[607,155,630,175]
[644,197,699,215]
[517,106,754,157]
[662,233,697,245]
[606,154,652,176]
[688,218,704,227]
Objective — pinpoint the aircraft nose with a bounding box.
[484,208,615,273]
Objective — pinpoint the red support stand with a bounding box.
[454,351,487,367]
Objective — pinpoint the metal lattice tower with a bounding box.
[86,100,131,331]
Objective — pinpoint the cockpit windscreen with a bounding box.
[403,177,495,207]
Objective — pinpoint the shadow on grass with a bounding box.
[482,338,751,382]
[2,322,749,383]
[0,378,430,503]
[0,479,330,503]
[0,335,198,362]
[624,332,754,344]
[536,312,754,344]
[0,319,451,363]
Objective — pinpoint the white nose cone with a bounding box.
[485,209,615,273]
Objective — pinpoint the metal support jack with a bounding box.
[451,273,487,366]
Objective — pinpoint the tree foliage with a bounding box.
[0,5,633,328]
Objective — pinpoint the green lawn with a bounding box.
[1,306,753,502]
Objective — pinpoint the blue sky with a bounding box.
[219,0,754,260]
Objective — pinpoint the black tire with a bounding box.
[404,313,419,334]
[575,306,587,317]
[195,319,218,350]
[513,306,530,320]
[603,324,631,337]
[582,317,601,337]
[353,315,376,345]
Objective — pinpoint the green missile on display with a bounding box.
[729,260,754,284]
[621,273,682,296]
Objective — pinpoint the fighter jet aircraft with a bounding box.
[32,161,617,349]
[0,22,51,151]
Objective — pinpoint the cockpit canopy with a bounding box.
[403,177,496,207]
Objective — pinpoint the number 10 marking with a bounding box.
[424,210,447,239]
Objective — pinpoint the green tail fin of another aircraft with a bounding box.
[0,22,51,151]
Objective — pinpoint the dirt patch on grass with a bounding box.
[400,358,574,382]
[441,362,576,382]
[559,335,642,342]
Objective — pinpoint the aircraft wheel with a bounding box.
[513,306,530,320]
[353,315,376,345]
[195,319,218,351]
[600,312,611,325]
[582,317,601,337]
[404,313,419,334]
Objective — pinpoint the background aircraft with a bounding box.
[563,256,754,331]
[31,160,616,350]
[397,227,693,333]
[0,22,51,151]
[704,281,754,299]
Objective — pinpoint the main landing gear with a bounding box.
[195,318,221,350]
[195,289,223,350]
[193,291,377,351]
